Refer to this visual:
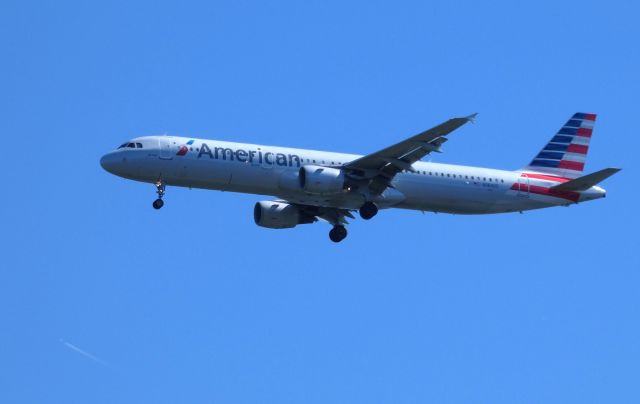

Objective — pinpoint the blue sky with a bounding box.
[1,1,639,403]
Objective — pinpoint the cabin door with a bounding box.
[159,138,174,160]
[517,174,530,197]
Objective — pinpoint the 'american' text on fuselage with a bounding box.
[197,143,301,167]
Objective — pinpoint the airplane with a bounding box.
[100,112,620,242]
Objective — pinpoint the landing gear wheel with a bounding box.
[329,225,348,243]
[152,198,164,209]
[359,201,378,220]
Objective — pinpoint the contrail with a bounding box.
[60,339,109,367]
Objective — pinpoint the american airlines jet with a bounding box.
[100,113,619,242]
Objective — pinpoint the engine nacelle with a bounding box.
[299,165,346,195]
[253,201,314,229]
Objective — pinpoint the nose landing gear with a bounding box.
[153,179,165,209]
[329,225,348,243]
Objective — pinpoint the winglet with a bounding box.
[465,113,478,123]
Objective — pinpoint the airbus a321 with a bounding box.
[100,113,619,242]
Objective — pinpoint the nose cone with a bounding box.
[100,152,119,174]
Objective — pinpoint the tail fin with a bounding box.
[523,112,596,179]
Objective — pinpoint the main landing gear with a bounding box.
[329,225,348,243]
[153,179,165,210]
[328,203,377,242]
[359,201,378,220]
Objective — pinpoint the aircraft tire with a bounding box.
[152,199,164,210]
[329,225,347,242]
[359,202,378,220]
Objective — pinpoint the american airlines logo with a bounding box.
[196,142,302,167]
[176,139,195,156]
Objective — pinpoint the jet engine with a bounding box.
[253,201,315,229]
[298,165,346,195]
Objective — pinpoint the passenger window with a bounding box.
[136,143,143,148]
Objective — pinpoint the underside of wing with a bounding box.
[294,203,355,225]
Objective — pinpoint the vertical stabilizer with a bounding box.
[523,113,596,179]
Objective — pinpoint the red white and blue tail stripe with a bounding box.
[523,112,596,179]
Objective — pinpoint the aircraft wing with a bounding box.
[345,114,476,194]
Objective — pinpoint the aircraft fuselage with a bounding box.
[100,135,605,215]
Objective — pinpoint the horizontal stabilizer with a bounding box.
[551,168,621,192]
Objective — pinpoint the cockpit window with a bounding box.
[117,141,143,149]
